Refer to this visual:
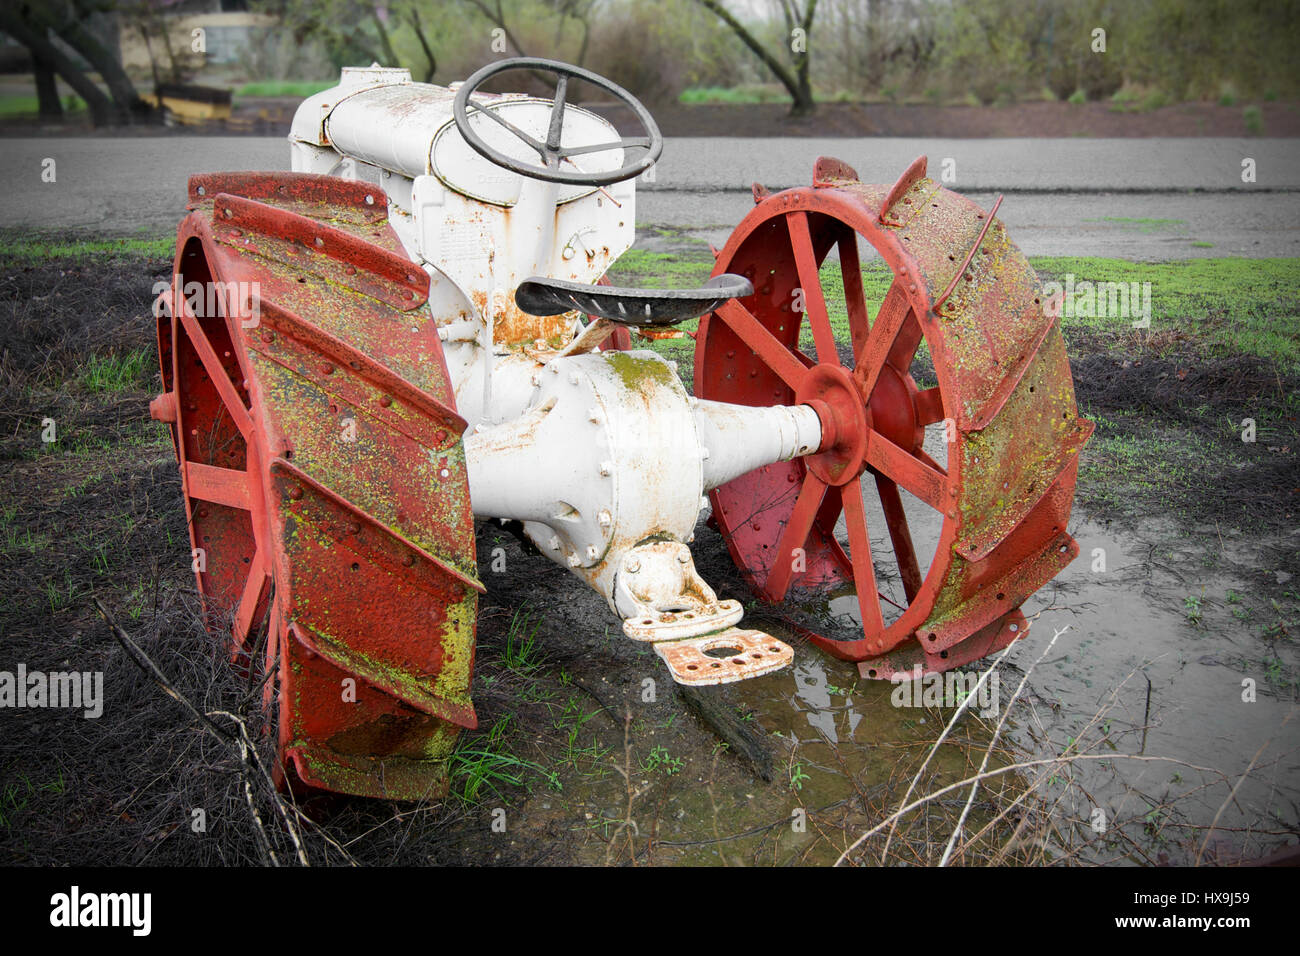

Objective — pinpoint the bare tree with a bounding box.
[461,0,598,66]
[0,0,150,126]
[462,0,532,57]
[694,0,818,115]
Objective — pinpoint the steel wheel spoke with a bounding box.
[714,300,806,390]
[265,591,283,711]
[852,280,910,400]
[470,101,546,156]
[914,386,945,427]
[888,311,924,370]
[814,482,844,533]
[786,211,839,365]
[840,480,886,634]
[838,228,871,359]
[865,430,948,511]
[177,304,253,440]
[184,461,251,510]
[765,473,828,601]
[561,136,649,158]
[546,76,567,152]
[814,485,850,569]
[876,477,923,602]
[233,550,271,650]
[916,447,948,477]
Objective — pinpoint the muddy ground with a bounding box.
[0,245,1296,866]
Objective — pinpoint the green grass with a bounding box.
[612,248,1300,374]
[678,85,791,105]
[640,745,684,776]
[449,715,557,803]
[1032,257,1300,374]
[0,771,65,829]
[549,695,610,773]
[1140,89,1170,111]
[0,94,84,118]
[1244,105,1264,135]
[79,349,152,393]
[0,235,172,264]
[502,608,544,675]
[234,80,335,99]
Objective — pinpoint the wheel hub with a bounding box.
[796,363,867,486]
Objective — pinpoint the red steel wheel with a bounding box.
[152,172,483,799]
[695,156,1093,679]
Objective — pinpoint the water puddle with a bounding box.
[506,505,1297,865]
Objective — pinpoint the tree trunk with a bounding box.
[371,9,400,67]
[0,5,114,126]
[33,0,147,120]
[407,8,437,83]
[790,75,815,116]
[694,0,817,116]
[51,16,142,122]
[33,53,63,120]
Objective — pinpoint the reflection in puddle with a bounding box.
[790,657,863,744]
[516,515,1298,865]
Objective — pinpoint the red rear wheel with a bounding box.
[695,161,1092,677]
[153,172,482,798]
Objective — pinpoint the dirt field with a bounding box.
[0,238,1296,866]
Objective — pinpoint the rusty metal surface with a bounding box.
[654,629,795,686]
[695,155,1090,678]
[153,171,480,799]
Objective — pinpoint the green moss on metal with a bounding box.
[603,349,677,391]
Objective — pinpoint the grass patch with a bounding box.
[678,85,791,105]
[79,349,152,393]
[0,235,173,265]
[449,715,557,804]
[234,80,334,99]
[614,248,1300,374]
[1244,105,1264,135]
[1075,421,1211,514]
[612,248,1300,382]
[1033,257,1300,374]
[502,608,544,675]
[0,94,84,118]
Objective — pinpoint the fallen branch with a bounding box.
[835,752,1239,867]
[94,597,310,866]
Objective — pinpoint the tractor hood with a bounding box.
[290,66,624,207]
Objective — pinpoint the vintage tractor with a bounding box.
[150,58,1092,799]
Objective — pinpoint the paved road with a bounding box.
[1,136,1297,258]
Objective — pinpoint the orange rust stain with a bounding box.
[471,287,574,348]
[495,301,572,347]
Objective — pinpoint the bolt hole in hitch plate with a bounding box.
[615,540,793,685]
[654,630,795,686]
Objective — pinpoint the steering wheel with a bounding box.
[452,57,662,187]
